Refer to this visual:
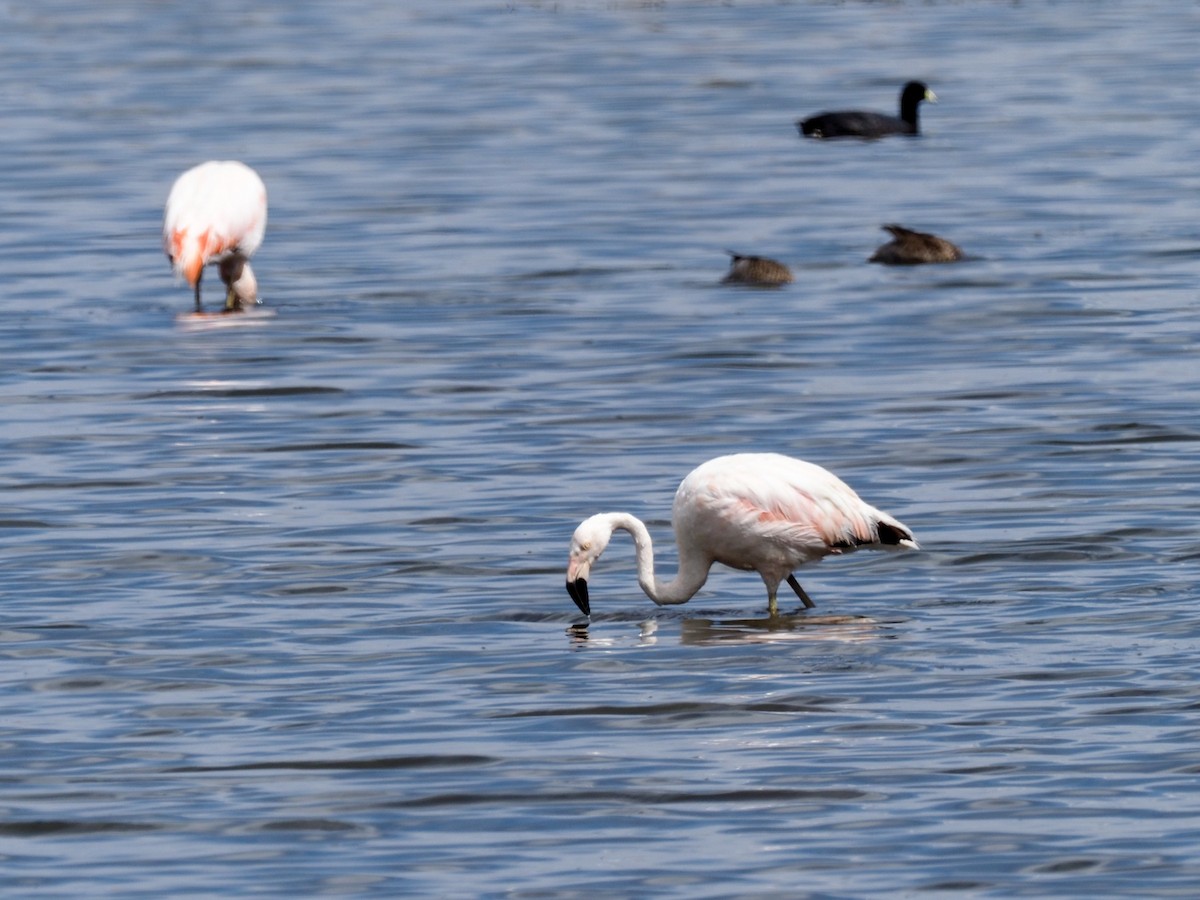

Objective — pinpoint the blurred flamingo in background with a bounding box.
[565,453,918,617]
[163,161,267,313]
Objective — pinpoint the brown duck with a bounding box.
[721,252,793,285]
[869,225,963,265]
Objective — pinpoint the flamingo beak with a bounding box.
[566,578,590,616]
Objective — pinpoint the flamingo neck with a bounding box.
[607,513,710,606]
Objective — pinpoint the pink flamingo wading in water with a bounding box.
[566,453,918,617]
[163,161,267,313]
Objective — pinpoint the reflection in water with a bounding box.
[566,618,660,646]
[175,308,277,331]
[568,613,883,645]
[681,613,883,645]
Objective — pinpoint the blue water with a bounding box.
[3,1,1200,896]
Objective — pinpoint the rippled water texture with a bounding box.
[3,1,1200,896]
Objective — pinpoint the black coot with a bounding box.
[799,81,936,139]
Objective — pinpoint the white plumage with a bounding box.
[163,161,267,312]
[566,453,918,616]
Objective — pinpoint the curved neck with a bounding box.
[606,513,710,606]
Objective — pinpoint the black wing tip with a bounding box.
[876,520,914,546]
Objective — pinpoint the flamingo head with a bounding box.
[565,514,615,616]
[220,255,260,312]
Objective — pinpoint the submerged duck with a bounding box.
[721,252,793,286]
[799,81,937,139]
[869,224,963,265]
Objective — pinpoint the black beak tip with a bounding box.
[566,579,590,616]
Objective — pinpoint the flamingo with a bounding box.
[163,161,267,313]
[565,453,918,617]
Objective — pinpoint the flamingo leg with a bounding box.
[787,574,817,609]
[193,273,203,313]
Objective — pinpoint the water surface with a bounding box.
[2,1,1200,896]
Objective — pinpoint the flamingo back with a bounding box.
[673,453,914,576]
[163,161,267,285]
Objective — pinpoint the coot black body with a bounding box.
[799,81,936,139]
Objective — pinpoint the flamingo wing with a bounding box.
[677,454,887,563]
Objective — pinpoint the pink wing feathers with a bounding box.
[676,454,901,561]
